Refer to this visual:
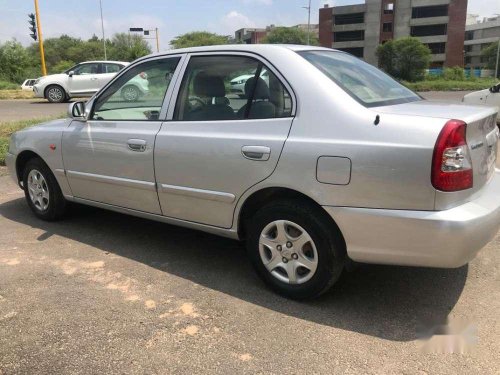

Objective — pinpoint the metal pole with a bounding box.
[495,38,500,79]
[307,0,311,45]
[33,0,47,76]
[155,27,159,52]
[99,0,107,60]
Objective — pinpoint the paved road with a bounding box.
[1,91,499,373]
[0,100,69,122]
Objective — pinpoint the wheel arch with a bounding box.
[237,186,346,249]
[15,150,44,186]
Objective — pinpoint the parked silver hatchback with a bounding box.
[6,45,500,299]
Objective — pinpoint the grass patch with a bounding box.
[0,90,35,100]
[0,80,20,90]
[403,79,497,92]
[0,114,65,166]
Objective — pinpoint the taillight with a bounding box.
[431,119,473,192]
[139,72,147,79]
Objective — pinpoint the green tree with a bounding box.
[107,33,152,61]
[170,31,230,49]
[376,37,431,82]
[481,42,499,76]
[261,27,318,45]
[0,40,33,83]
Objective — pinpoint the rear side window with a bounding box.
[174,55,292,121]
[103,63,122,73]
[298,50,420,107]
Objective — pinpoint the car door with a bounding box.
[68,63,101,94]
[155,53,295,228]
[98,63,124,90]
[62,55,184,214]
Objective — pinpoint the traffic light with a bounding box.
[28,13,37,41]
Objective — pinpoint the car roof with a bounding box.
[145,44,336,58]
[81,60,129,65]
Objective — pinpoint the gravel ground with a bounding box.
[0,91,499,374]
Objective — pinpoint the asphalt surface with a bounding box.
[0,92,499,374]
[0,99,69,122]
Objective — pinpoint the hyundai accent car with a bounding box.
[6,45,500,299]
[462,82,500,127]
[33,61,149,103]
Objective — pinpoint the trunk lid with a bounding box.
[374,100,499,208]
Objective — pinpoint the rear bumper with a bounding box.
[324,170,500,268]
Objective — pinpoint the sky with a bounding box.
[0,0,499,51]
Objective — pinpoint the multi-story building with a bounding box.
[235,24,320,44]
[319,0,468,67]
[464,15,500,68]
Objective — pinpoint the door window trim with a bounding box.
[165,51,297,121]
[88,54,187,122]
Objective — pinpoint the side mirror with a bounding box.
[68,71,74,77]
[68,101,87,121]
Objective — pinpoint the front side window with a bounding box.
[73,63,100,75]
[298,50,421,107]
[174,55,292,121]
[91,57,181,121]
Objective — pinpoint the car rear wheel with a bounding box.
[45,85,66,103]
[121,85,140,102]
[23,158,67,221]
[246,200,345,299]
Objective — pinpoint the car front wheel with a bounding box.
[121,85,140,102]
[246,200,345,299]
[45,85,66,103]
[23,158,67,221]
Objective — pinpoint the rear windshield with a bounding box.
[297,50,421,107]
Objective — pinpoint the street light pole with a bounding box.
[302,0,312,45]
[99,0,107,60]
[33,0,47,76]
[155,27,160,53]
[495,38,500,79]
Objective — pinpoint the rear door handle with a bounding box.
[90,77,98,81]
[127,139,147,152]
[242,146,271,161]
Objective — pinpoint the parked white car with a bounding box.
[462,82,500,126]
[21,79,37,91]
[230,69,269,97]
[33,61,148,103]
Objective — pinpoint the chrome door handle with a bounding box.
[127,139,147,152]
[90,77,98,81]
[242,146,271,161]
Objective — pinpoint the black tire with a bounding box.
[121,85,140,102]
[246,200,345,300]
[22,157,67,221]
[45,85,67,103]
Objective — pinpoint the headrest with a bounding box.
[244,77,270,100]
[193,72,226,98]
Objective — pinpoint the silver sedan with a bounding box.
[6,45,500,299]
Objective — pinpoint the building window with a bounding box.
[334,12,364,25]
[411,5,448,19]
[465,56,471,64]
[465,31,474,40]
[338,47,364,58]
[384,3,394,14]
[382,23,393,32]
[410,24,447,37]
[334,30,365,42]
[425,42,446,54]
[464,45,472,52]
